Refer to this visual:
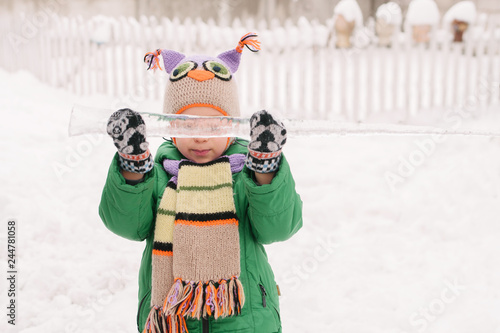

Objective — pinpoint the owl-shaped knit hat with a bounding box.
[144,32,260,117]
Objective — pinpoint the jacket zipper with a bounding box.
[202,318,209,333]
[137,290,151,332]
[259,284,267,308]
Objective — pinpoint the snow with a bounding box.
[333,0,363,27]
[376,2,403,26]
[443,1,477,24]
[2,68,500,333]
[406,0,441,26]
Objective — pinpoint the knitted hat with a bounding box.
[144,32,260,117]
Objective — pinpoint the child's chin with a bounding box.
[190,155,215,164]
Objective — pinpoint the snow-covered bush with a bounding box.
[375,2,403,46]
[405,0,440,27]
[334,0,363,28]
[332,0,364,48]
[443,1,477,25]
[443,1,477,42]
[376,1,403,27]
[405,0,441,43]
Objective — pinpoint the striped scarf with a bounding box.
[143,154,246,333]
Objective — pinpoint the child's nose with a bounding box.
[193,137,208,143]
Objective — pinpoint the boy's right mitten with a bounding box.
[246,110,287,173]
[106,108,154,174]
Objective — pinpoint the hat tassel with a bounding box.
[235,32,261,54]
[144,49,163,71]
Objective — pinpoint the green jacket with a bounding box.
[99,140,303,333]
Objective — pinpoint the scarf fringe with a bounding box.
[165,276,245,320]
[143,308,187,333]
[143,306,166,333]
[144,276,245,333]
[170,276,245,319]
[168,315,188,333]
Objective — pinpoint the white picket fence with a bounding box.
[1,14,499,121]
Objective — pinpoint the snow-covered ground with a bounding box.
[1,68,500,333]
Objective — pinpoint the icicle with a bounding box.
[69,104,500,139]
[144,49,163,71]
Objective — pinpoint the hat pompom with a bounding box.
[236,32,260,53]
[144,49,186,74]
[144,49,163,71]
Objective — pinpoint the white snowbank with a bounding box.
[406,0,441,26]
[443,1,477,24]
[334,0,364,27]
[376,2,403,26]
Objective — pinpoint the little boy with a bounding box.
[99,33,302,333]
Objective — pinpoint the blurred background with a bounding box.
[0,0,499,121]
[2,0,500,24]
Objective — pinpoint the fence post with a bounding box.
[463,34,475,109]
[428,28,439,109]
[450,42,462,111]
[365,44,374,119]
[286,22,300,118]
[486,20,499,107]
[391,31,401,115]
[402,32,411,121]
[414,43,424,115]
[474,33,486,112]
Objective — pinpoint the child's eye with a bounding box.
[203,61,231,81]
[170,61,197,81]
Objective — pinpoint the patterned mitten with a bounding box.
[245,110,287,173]
[107,108,154,174]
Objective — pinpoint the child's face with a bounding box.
[174,107,231,164]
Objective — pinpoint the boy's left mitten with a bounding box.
[246,110,287,173]
[106,108,154,174]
